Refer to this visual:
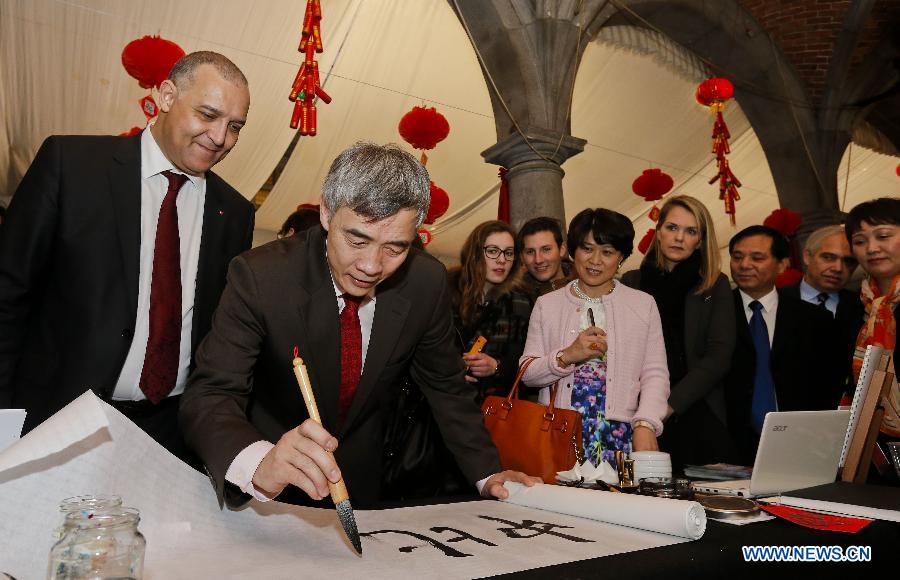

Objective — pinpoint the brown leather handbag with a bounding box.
[481,357,583,483]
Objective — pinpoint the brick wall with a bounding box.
[738,1,900,104]
[739,0,851,104]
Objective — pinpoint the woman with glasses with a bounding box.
[521,208,669,467]
[449,220,533,403]
[621,195,737,469]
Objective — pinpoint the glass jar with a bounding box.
[55,495,124,541]
[47,507,145,580]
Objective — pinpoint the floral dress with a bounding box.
[569,302,633,467]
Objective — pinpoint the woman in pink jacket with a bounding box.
[520,208,670,467]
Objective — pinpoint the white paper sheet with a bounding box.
[0,409,26,453]
[0,392,695,579]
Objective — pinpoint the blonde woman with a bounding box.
[621,195,737,468]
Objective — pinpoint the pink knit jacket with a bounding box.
[519,281,670,435]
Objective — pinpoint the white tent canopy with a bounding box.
[2,0,898,270]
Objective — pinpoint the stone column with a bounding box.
[481,126,586,231]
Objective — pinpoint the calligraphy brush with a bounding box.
[292,357,363,555]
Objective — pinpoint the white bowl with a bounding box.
[632,459,672,467]
[630,451,671,461]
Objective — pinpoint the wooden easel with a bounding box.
[839,347,895,483]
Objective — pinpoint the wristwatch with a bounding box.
[555,351,570,367]
[633,419,655,432]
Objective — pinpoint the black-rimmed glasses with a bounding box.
[483,246,515,260]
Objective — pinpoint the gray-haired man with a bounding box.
[181,142,536,509]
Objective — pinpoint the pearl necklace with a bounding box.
[572,279,614,303]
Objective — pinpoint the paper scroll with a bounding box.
[503,481,707,540]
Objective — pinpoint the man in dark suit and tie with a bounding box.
[0,52,255,461]
[725,225,844,464]
[180,142,536,508]
[783,224,864,392]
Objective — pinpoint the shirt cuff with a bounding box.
[476,475,492,496]
[225,440,276,502]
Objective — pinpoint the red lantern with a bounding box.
[632,169,674,202]
[763,208,802,237]
[896,163,900,177]
[424,181,449,225]
[121,35,185,90]
[695,77,734,107]
[638,229,656,255]
[776,267,803,288]
[399,106,450,152]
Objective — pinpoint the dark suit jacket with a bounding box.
[724,289,845,463]
[782,283,865,390]
[179,226,502,508]
[620,271,736,425]
[0,134,254,431]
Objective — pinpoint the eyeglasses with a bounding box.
[483,246,515,260]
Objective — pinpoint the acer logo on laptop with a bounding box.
[772,425,788,432]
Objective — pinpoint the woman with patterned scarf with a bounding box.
[846,197,900,440]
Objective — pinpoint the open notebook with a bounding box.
[692,410,850,498]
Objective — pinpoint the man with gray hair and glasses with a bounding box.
[783,224,864,392]
[181,142,537,509]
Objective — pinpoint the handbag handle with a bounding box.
[505,357,562,419]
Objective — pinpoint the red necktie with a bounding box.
[338,294,363,427]
[139,170,188,404]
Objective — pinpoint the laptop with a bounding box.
[692,410,850,498]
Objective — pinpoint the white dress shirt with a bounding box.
[799,279,838,316]
[112,127,206,401]
[739,287,778,347]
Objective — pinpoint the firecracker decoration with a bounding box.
[119,35,184,135]
[763,207,804,288]
[418,228,433,247]
[424,182,450,225]
[632,168,674,224]
[398,106,450,165]
[638,229,656,255]
[498,167,510,224]
[696,77,742,225]
[289,0,332,135]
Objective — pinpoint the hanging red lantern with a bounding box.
[121,35,185,90]
[695,77,734,108]
[696,77,742,224]
[399,106,450,154]
[424,181,450,225]
[632,169,674,202]
[638,229,656,255]
[776,267,803,288]
[763,208,802,237]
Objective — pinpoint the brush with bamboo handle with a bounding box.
[292,356,362,555]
